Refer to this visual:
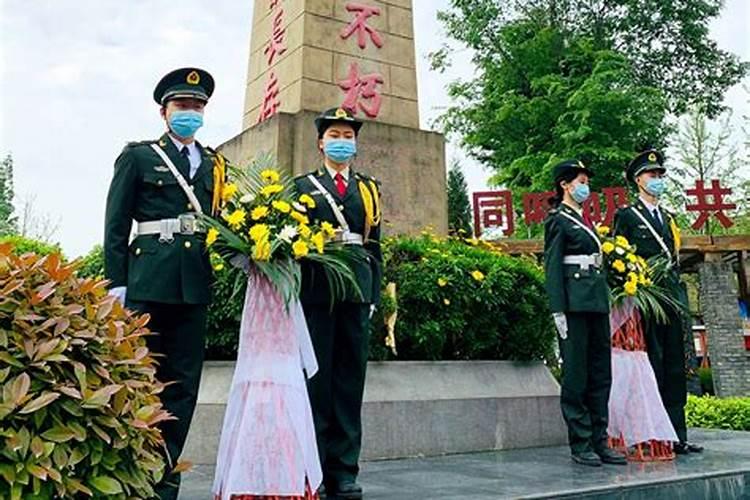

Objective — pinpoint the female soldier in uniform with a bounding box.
[543,159,626,466]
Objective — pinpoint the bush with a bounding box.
[0,244,168,498]
[205,234,557,363]
[369,234,556,362]
[206,267,246,360]
[0,235,61,257]
[76,244,105,279]
[685,394,750,431]
[697,366,714,395]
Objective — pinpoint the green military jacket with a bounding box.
[544,203,609,314]
[613,199,681,290]
[104,133,220,305]
[294,167,382,306]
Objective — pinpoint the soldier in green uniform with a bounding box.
[613,149,703,455]
[294,107,382,499]
[544,159,626,467]
[104,67,228,499]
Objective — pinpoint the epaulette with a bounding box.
[126,139,157,148]
[354,172,380,185]
[547,207,561,216]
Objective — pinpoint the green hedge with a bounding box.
[0,234,62,256]
[685,394,750,431]
[368,234,555,361]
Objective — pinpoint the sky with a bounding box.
[0,0,748,257]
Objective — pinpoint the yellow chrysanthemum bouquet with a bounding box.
[201,154,362,305]
[597,226,678,323]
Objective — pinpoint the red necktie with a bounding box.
[334,173,347,197]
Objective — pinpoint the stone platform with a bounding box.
[180,429,750,499]
[182,361,567,464]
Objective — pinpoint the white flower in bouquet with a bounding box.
[279,225,298,243]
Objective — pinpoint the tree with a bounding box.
[670,108,748,235]
[17,194,60,243]
[446,161,473,235]
[433,15,668,195]
[431,0,747,193]
[435,0,747,117]
[0,154,17,235]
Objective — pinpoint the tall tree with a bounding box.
[432,0,747,193]
[0,154,17,236]
[446,161,473,235]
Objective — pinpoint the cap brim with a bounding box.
[633,164,666,177]
[161,90,209,104]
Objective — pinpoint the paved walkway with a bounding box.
[180,429,750,499]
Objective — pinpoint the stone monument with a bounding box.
[219,0,448,234]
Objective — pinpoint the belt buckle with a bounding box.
[594,254,603,268]
[179,214,196,235]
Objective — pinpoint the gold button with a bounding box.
[157,179,163,186]
[574,272,580,279]
[135,248,141,256]
[187,203,193,210]
[184,241,192,249]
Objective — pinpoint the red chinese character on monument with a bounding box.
[522,191,554,225]
[340,2,384,49]
[472,191,515,238]
[264,8,287,65]
[269,0,280,9]
[686,179,736,230]
[338,62,384,118]
[257,72,281,124]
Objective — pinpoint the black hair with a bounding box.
[317,120,359,139]
[548,170,581,208]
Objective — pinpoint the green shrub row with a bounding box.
[685,394,750,431]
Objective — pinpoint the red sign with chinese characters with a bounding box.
[338,2,385,119]
[472,179,735,237]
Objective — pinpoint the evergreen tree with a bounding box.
[0,154,17,236]
[447,161,473,236]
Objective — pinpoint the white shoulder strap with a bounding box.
[150,144,203,214]
[559,211,601,252]
[307,174,349,231]
[630,206,672,260]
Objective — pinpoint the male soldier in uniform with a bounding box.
[294,107,382,499]
[104,67,228,499]
[613,149,703,455]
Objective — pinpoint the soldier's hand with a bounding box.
[553,312,568,339]
[108,286,127,305]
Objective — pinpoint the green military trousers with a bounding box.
[127,300,207,500]
[644,294,688,443]
[559,312,612,454]
[304,301,370,488]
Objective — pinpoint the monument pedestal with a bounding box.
[219,110,447,234]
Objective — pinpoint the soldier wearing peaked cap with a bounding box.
[294,107,383,499]
[613,149,703,455]
[103,67,229,499]
[544,160,626,467]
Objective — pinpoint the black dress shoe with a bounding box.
[333,481,363,499]
[595,447,627,465]
[675,441,704,454]
[571,451,603,467]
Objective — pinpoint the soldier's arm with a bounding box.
[543,215,566,313]
[613,207,631,241]
[104,147,138,289]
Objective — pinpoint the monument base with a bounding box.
[218,111,448,235]
[182,360,566,465]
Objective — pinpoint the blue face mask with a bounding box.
[645,178,666,197]
[169,110,204,138]
[323,139,357,163]
[571,183,590,204]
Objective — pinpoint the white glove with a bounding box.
[553,312,568,339]
[108,286,127,305]
[369,304,376,319]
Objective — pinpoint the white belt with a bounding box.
[335,231,364,245]
[563,254,602,270]
[136,214,204,242]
